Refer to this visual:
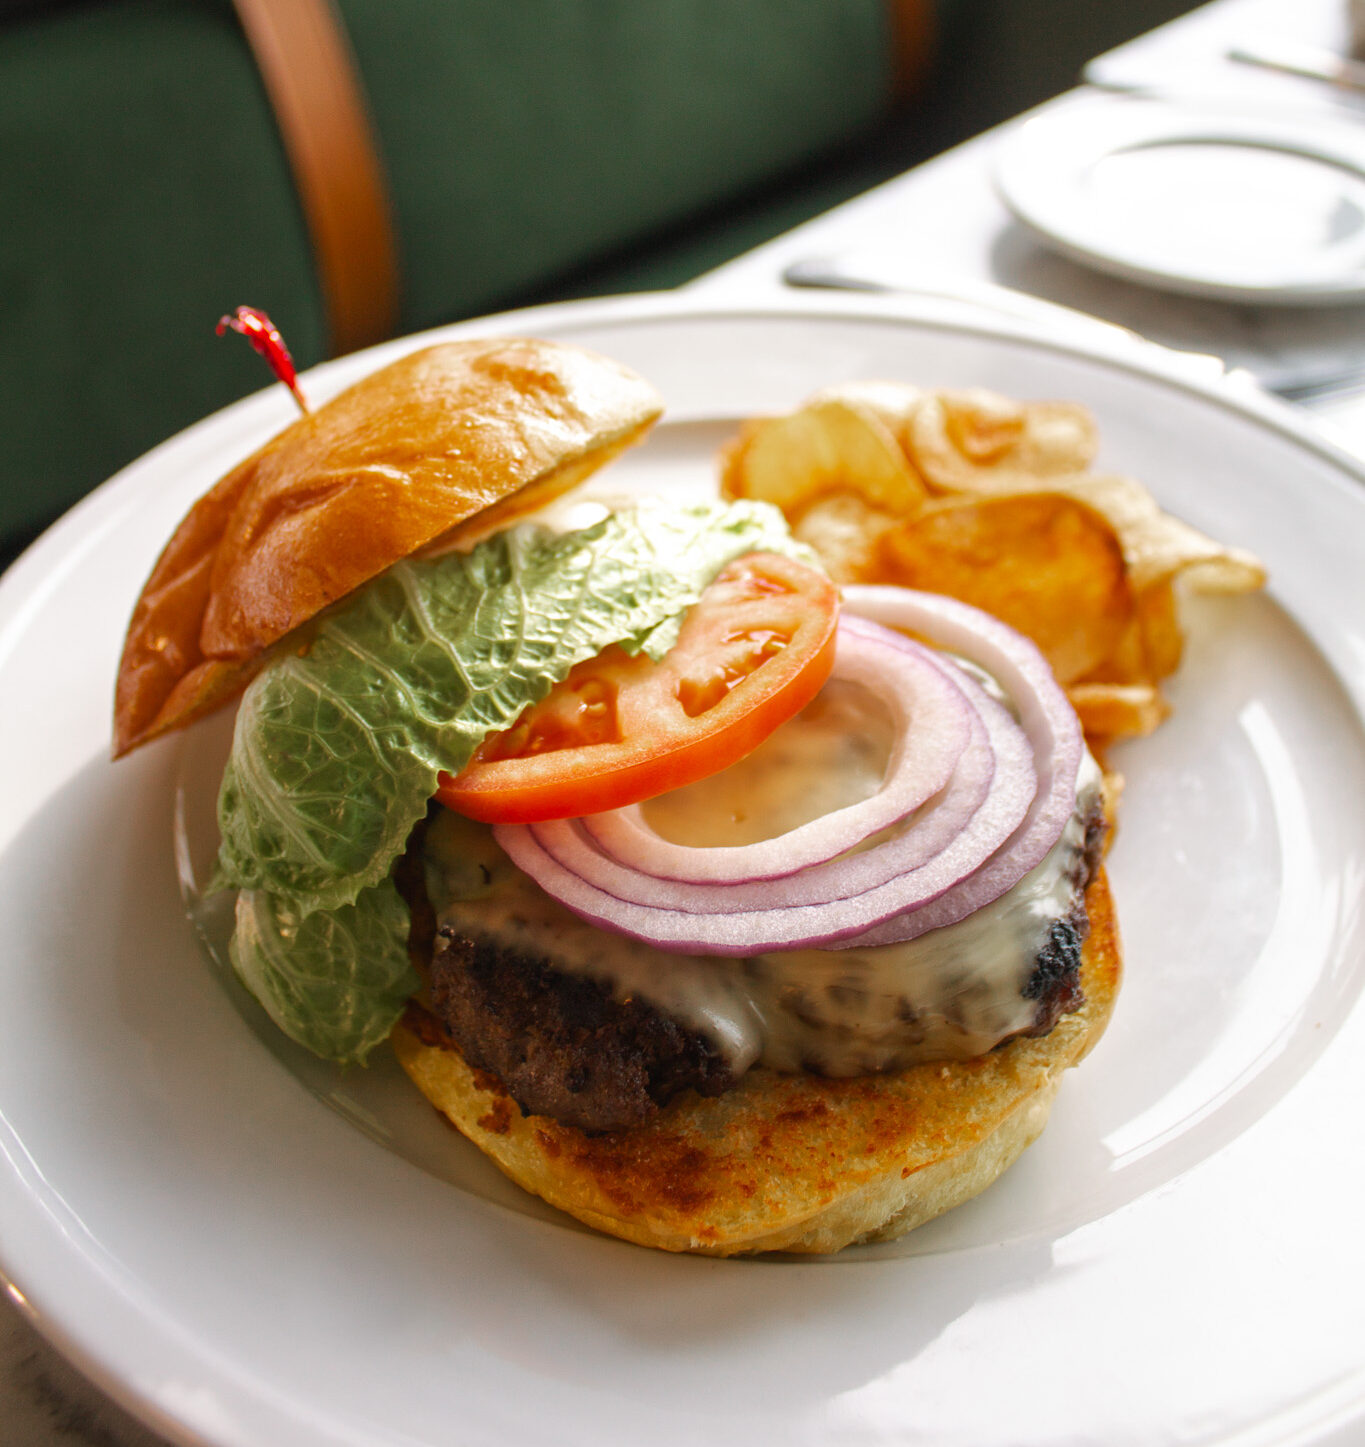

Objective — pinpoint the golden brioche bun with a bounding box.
[392,868,1121,1256]
[113,338,663,756]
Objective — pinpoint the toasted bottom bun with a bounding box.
[391,868,1120,1256]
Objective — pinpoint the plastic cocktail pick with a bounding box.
[216,306,309,414]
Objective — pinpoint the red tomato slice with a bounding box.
[435,552,838,823]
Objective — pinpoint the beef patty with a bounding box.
[418,930,736,1131]
[402,790,1107,1134]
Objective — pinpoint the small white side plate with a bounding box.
[995,92,1365,303]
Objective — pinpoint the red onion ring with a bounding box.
[492,591,1083,956]
[514,658,1028,923]
[521,633,1026,912]
[580,622,973,883]
[834,588,1083,945]
[494,614,1044,953]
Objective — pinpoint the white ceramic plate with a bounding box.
[994,91,1365,304]
[2,294,1364,1447]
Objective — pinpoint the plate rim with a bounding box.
[3,288,1365,1447]
[992,92,1365,305]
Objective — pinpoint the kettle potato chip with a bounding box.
[906,389,1099,490]
[877,494,1131,685]
[720,383,1265,743]
[720,397,925,516]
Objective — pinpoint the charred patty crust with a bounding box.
[418,932,736,1131]
[401,791,1107,1134]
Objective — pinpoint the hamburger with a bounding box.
[115,334,1121,1255]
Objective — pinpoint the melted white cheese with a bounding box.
[741,754,1100,1072]
[642,680,895,846]
[423,679,1102,1078]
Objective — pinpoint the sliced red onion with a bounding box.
[494,624,1034,954]
[835,588,1083,946]
[521,654,1024,914]
[492,592,1082,957]
[580,621,973,883]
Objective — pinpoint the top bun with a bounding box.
[113,338,663,756]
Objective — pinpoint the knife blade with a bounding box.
[779,258,1364,400]
[1227,38,1365,94]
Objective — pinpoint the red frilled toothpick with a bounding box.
[216,306,309,414]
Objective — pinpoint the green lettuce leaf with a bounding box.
[215,499,810,1061]
[230,882,415,1065]
[216,499,807,915]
